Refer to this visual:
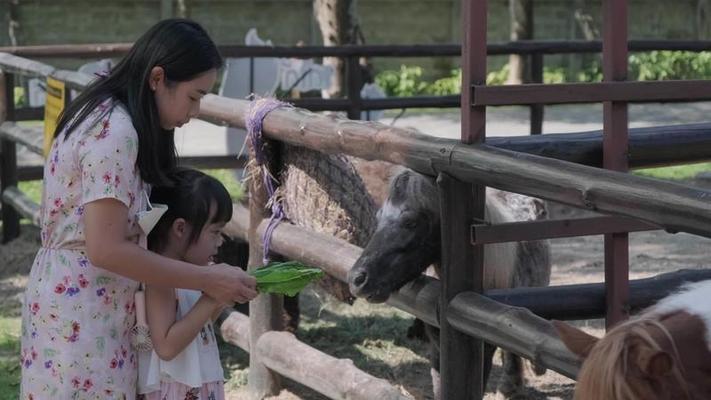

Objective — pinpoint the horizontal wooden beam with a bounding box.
[3,39,711,59]
[256,331,411,400]
[472,80,711,106]
[0,122,43,155]
[199,96,711,238]
[2,186,40,225]
[486,122,711,168]
[471,215,659,244]
[0,52,55,78]
[13,107,44,121]
[448,292,580,379]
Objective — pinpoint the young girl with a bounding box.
[137,168,233,400]
[20,19,256,399]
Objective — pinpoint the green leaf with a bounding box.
[250,261,324,297]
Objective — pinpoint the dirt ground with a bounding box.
[2,178,710,400]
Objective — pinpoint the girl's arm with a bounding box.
[145,285,221,361]
[84,198,257,304]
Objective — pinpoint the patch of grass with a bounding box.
[18,180,42,204]
[633,162,711,181]
[219,289,431,398]
[0,317,21,400]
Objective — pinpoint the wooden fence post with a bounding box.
[346,56,362,120]
[247,139,284,399]
[438,173,485,399]
[1,72,20,243]
[529,53,544,135]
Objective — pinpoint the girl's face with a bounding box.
[183,219,226,266]
[150,67,217,130]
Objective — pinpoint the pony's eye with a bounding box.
[402,219,418,229]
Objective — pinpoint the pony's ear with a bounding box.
[552,320,599,359]
[636,347,673,378]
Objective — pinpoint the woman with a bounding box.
[20,19,257,399]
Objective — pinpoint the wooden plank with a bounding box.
[0,52,55,78]
[198,96,711,238]
[219,309,251,352]
[2,186,40,226]
[247,129,283,397]
[0,122,43,155]
[448,291,580,380]
[486,122,711,169]
[472,80,711,106]
[471,215,658,244]
[224,206,711,326]
[256,331,412,400]
[13,107,44,121]
[4,40,711,59]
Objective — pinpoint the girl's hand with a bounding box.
[204,264,258,305]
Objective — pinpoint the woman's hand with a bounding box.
[204,264,258,305]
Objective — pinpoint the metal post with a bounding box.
[529,53,544,135]
[602,0,630,328]
[346,56,362,120]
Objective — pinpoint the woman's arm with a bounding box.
[84,198,257,304]
[146,285,221,361]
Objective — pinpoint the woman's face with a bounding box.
[150,67,217,130]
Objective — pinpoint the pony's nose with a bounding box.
[352,271,368,289]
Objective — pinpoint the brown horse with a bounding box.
[554,280,711,400]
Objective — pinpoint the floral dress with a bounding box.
[20,100,146,400]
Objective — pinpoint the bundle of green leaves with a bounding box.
[250,261,324,297]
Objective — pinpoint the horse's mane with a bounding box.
[575,317,689,400]
[386,167,512,225]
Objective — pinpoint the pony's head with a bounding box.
[347,168,441,303]
[554,318,689,400]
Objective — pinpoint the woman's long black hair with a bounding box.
[54,19,223,185]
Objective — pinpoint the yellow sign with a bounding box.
[43,77,66,157]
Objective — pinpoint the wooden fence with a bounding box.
[3,28,711,398]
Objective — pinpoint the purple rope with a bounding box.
[246,98,291,265]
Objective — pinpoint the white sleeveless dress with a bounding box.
[137,289,225,400]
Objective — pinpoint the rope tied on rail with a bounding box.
[246,97,292,265]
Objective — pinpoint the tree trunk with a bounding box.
[314,0,359,98]
[507,0,533,84]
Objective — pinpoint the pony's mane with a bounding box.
[386,167,439,215]
[385,168,514,225]
[575,317,689,400]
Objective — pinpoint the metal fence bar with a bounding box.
[602,0,631,328]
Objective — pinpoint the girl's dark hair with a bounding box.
[54,19,223,185]
[147,168,233,252]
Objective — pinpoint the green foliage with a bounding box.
[429,69,462,96]
[630,51,711,80]
[0,317,20,400]
[14,87,26,108]
[374,51,711,97]
[250,261,324,297]
[375,66,430,97]
[634,162,711,181]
